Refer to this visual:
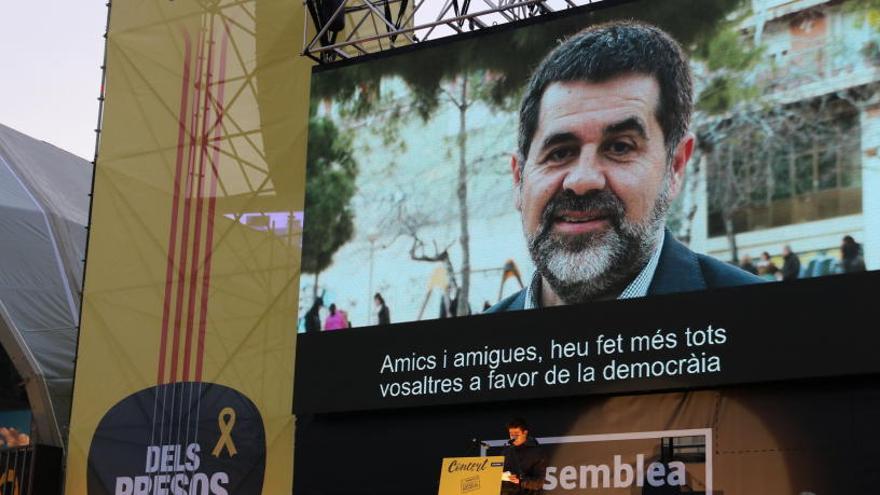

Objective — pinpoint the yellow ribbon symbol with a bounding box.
[211,407,238,458]
[0,469,20,495]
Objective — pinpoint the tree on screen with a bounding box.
[334,70,513,317]
[848,0,880,28]
[697,101,861,263]
[381,70,514,316]
[847,0,880,64]
[682,19,764,261]
[301,111,359,297]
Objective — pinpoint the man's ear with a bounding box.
[512,154,523,211]
[668,133,695,199]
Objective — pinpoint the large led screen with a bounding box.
[294,0,880,415]
[292,0,880,416]
[294,0,880,411]
[299,0,878,331]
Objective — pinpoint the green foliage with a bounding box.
[863,40,880,65]
[846,0,880,28]
[301,110,358,274]
[694,22,763,114]
[698,77,735,114]
[843,0,880,63]
[697,73,760,115]
[694,24,761,72]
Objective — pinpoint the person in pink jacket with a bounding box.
[323,303,350,331]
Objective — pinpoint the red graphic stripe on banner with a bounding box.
[158,31,193,386]
[196,30,229,382]
[182,24,217,382]
[170,28,207,384]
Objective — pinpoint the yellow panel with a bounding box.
[438,456,505,495]
[65,1,310,493]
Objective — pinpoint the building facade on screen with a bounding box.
[685,0,880,275]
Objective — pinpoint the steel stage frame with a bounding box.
[302,0,600,63]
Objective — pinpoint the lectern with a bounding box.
[438,456,505,495]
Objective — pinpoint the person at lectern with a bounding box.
[487,21,761,312]
[501,418,546,495]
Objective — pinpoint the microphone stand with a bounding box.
[470,437,490,456]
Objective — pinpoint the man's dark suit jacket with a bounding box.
[487,232,764,312]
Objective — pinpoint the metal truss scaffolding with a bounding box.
[303,0,599,63]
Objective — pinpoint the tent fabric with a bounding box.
[0,123,91,448]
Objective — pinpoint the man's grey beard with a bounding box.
[525,183,670,305]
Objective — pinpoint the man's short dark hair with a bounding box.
[507,417,530,431]
[518,21,693,163]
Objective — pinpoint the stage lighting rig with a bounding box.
[305,0,346,61]
[302,0,596,64]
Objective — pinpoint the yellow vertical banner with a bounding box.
[65,1,310,493]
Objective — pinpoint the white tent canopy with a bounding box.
[0,123,91,448]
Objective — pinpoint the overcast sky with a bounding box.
[0,1,583,160]
[0,2,107,159]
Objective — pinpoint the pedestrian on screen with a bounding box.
[756,252,779,280]
[781,245,801,281]
[323,303,350,331]
[841,235,866,273]
[739,254,757,275]
[304,296,323,333]
[374,292,390,326]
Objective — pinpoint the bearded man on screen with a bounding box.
[488,21,761,312]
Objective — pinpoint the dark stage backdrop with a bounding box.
[295,378,880,495]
